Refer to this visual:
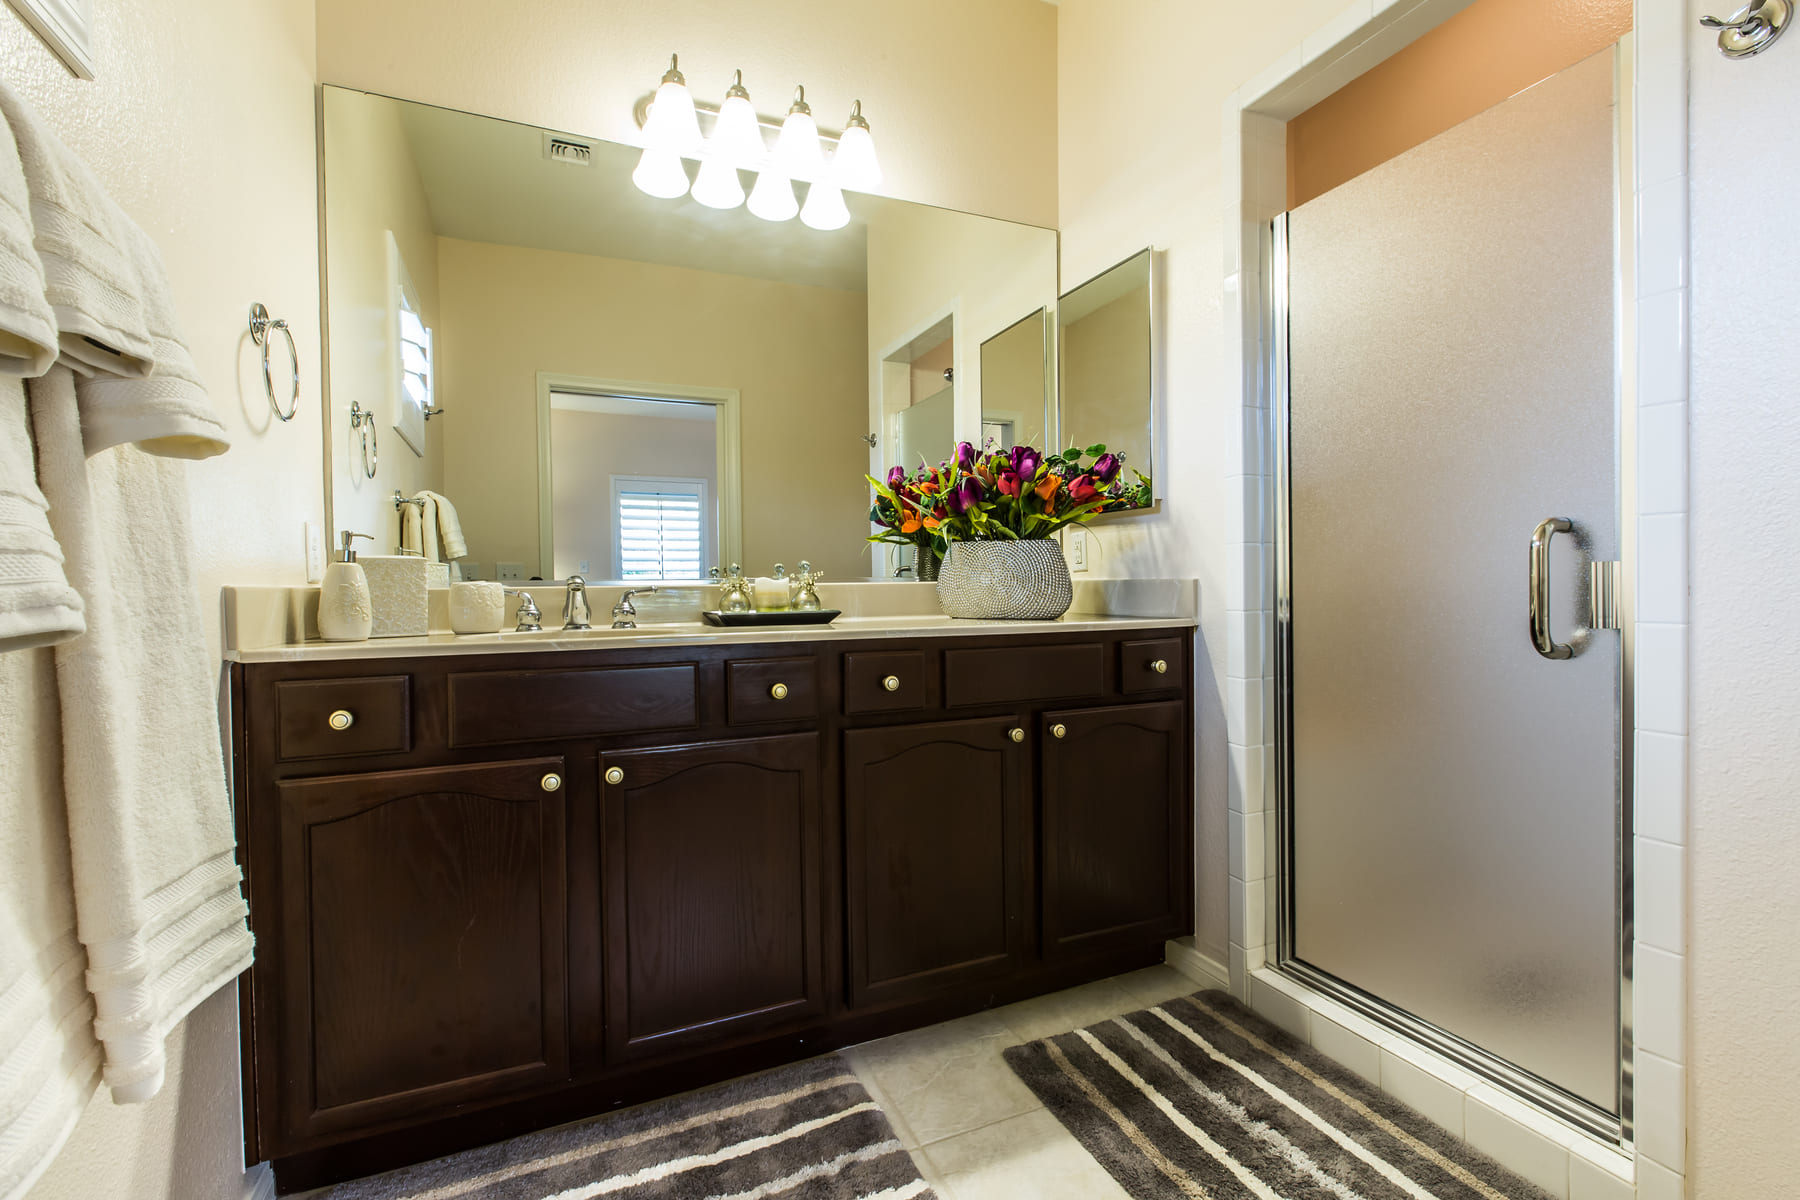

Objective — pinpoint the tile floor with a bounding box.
[843,964,1200,1200]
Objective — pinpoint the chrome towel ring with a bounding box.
[348,399,378,478]
[248,302,299,421]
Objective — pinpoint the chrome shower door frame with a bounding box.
[1268,211,1636,1147]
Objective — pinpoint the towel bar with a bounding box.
[248,302,299,421]
[394,491,426,512]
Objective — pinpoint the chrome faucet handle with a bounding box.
[612,586,658,629]
[562,574,591,630]
[506,589,541,632]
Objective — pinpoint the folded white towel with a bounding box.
[412,491,440,562]
[71,207,227,460]
[0,80,150,380]
[0,646,102,1200]
[0,377,84,652]
[0,116,56,378]
[416,489,466,560]
[399,495,425,558]
[29,365,252,1104]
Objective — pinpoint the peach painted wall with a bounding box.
[1286,0,1631,207]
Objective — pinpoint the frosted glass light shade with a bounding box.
[746,170,798,222]
[833,122,882,191]
[692,156,745,209]
[709,92,766,168]
[774,108,825,182]
[800,179,850,231]
[632,147,691,199]
[643,79,703,157]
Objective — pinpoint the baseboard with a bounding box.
[1163,937,1230,992]
[244,1161,276,1200]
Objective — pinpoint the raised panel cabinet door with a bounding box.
[843,716,1029,1008]
[1041,701,1188,958]
[270,758,570,1152]
[599,734,824,1061]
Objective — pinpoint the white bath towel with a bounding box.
[0,80,150,379]
[0,377,83,651]
[71,208,227,460]
[0,114,56,378]
[0,645,101,1200]
[400,492,437,561]
[416,489,466,560]
[29,365,253,1103]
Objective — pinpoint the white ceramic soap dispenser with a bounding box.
[319,531,374,642]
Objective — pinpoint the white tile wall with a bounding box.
[1220,1,1690,1195]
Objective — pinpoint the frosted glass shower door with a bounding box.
[1282,50,1622,1114]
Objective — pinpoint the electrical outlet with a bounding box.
[496,561,525,583]
[1066,528,1088,572]
[460,561,484,580]
[304,521,324,583]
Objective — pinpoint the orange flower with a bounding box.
[923,517,942,531]
[917,480,940,495]
[1035,475,1062,502]
[900,514,923,534]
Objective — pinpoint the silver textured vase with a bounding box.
[935,539,1073,620]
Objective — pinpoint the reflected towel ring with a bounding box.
[248,302,299,421]
[348,400,378,479]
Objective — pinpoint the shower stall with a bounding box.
[1270,47,1633,1140]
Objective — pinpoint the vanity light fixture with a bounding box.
[691,154,746,210]
[631,146,692,199]
[640,54,703,155]
[800,178,850,231]
[773,86,826,182]
[746,168,799,222]
[832,101,882,191]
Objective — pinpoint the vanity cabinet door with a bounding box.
[1040,701,1189,959]
[599,734,824,1062]
[843,716,1030,1008]
[268,758,570,1152]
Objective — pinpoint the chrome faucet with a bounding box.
[561,575,591,630]
[506,589,541,632]
[612,587,658,629]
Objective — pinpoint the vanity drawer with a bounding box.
[727,657,819,725]
[1120,638,1184,694]
[447,665,698,747]
[944,643,1105,708]
[844,651,929,714]
[276,676,412,761]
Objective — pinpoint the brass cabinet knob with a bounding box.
[770,682,789,700]
[540,772,562,792]
[1009,727,1025,743]
[1051,723,1067,739]
[605,767,624,786]
[882,675,901,692]
[1151,659,1169,675]
[327,709,354,731]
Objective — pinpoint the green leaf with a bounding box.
[1085,444,1107,456]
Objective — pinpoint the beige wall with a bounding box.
[314,0,1058,230]
[1061,286,1151,471]
[435,237,870,581]
[1056,0,1387,962]
[1,0,321,1198]
[550,409,718,579]
[1687,1,1800,1190]
[323,88,443,550]
[979,313,1048,449]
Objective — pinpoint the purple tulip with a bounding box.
[1008,446,1041,480]
[955,440,977,472]
[945,476,984,516]
[887,466,906,489]
[1092,453,1121,484]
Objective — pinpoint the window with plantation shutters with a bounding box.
[398,301,432,416]
[387,233,432,457]
[611,476,708,580]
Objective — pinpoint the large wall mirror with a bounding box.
[320,86,1057,582]
[1058,248,1155,513]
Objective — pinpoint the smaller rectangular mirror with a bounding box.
[980,308,1049,453]
[1058,248,1155,512]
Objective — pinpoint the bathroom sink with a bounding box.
[501,622,711,639]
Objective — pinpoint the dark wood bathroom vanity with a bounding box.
[227,622,1195,1189]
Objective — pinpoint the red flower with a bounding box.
[1068,474,1099,503]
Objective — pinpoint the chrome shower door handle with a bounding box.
[1529,517,1574,660]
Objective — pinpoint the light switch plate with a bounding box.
[496,561,525,583]
[1066,528,1089,572]
[304,521,324,583]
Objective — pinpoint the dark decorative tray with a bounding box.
[702,609,841,627]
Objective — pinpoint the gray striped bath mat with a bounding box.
[307,1055,935,1199]
[1003,990,1556,1200]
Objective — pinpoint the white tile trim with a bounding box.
[1220,1,1689,1195]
